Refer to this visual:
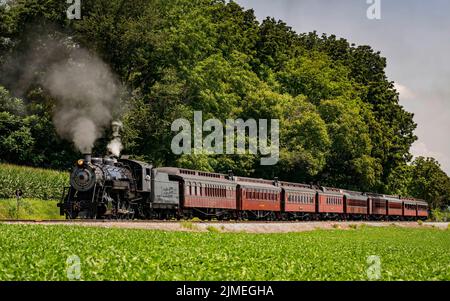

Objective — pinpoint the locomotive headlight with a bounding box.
[77,159,84,167]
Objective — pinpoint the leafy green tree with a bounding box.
[0,87,34,163]
[385,163,413,197]
[276,52,357,105]
[0,86,77,168]
[275,95,331,182]
[297,33,417,192]
[187,51,259,119]
[318,97,381,191]
[408,157,450,208]
[255,17,302,75]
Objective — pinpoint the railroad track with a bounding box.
[0,219,180,223]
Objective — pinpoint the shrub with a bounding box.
[180,221,198,231]
[431,209,449,222]
[206,226,220,233]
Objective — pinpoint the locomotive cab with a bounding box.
[118,158,152,192]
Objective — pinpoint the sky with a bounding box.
[236,0,450,175]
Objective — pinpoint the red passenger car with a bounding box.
[280,182,317,219]
[317,187,344,215]
[342,191,369,216]
[159,168,237,214]
[416,200,429,219]
[236,177,282,218]
[385,195,403,217]
[402,198,417,218]
[368,194,387,217]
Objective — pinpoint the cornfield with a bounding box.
[0,164,69,200]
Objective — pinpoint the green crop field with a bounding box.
[0,164,69,200]
[0,224,448,281]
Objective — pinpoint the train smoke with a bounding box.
[0,30,123,154]
[107,120,123,157]
[43,48,122,154]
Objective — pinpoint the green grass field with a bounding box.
[0,199,64,220]
[0,224,448,281]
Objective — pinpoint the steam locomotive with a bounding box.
[58,154,429,220]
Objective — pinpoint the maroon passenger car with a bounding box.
[402,198,417,218]
[385,195,403,217]
[342,191,369,216]
[236,177,282,219]
[416,200,429,219]
[280,182,317,219]
[159,168,237,216]
[317,187,344,216]
[368,194,387,217]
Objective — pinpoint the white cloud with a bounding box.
[394,83,416,100]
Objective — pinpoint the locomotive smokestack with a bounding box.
[84,154,92,163]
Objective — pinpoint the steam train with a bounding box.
[58,154,429,220]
